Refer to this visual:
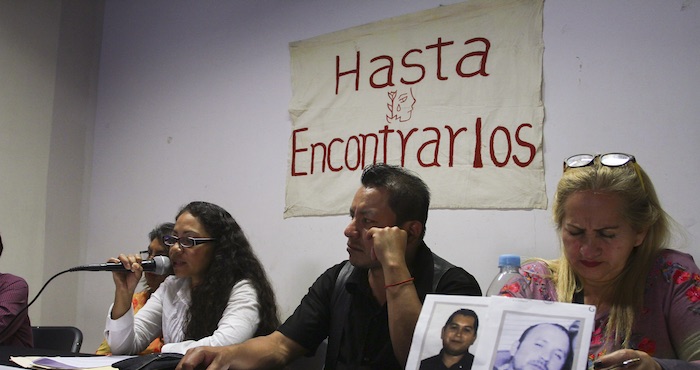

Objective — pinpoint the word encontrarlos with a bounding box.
[290,117,536,176]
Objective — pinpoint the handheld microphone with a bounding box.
[68,255,171,275]
[0,256,171,341]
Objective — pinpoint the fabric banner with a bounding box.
[286,0,546,218]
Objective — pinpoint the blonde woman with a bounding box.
[499,153,700,370]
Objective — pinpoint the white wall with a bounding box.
[3,0,698,352]
[0,0,101,326]
[81,0,700,350]
[0,0,59,324]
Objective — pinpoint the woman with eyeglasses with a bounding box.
[96,222,174,355]
[498,153,700,370]
[103,201,280,355]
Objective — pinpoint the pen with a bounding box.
[595,357,641,370]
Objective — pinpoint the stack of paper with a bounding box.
[10,355,133,370]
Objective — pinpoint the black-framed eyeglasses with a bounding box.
[563,152,645,191]
[162,235,216,248]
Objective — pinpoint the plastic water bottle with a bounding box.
[486,254,523,296]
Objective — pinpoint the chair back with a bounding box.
[31,326,83,353]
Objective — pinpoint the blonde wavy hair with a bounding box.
[546,155,671,348]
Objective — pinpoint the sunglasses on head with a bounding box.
[563,152,645,191]
[563,153,636,172]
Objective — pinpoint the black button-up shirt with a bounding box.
[279,243,482,370]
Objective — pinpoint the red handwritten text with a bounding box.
[335,37,490,94]
[290,118,536,176]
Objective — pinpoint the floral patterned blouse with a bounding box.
[500,249,700,369]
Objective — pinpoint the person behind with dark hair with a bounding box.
[498,153,700,369]
[96,222,175,355]
[103,202,280,354]
[0,232,32,347]
[420,308,479,370]
[176,163,482,370]
[494,323,573,370]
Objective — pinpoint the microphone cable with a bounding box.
[0,257,170,341]
[0,267,76,342]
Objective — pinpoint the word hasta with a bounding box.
[335,37,490,94]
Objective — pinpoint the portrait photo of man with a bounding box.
[492,322,573,370]
[419,308,479,370]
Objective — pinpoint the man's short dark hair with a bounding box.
[444,308,479,334]
[361,163,430,233]
[0,232,3,257]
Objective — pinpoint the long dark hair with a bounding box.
[177,201,280,339]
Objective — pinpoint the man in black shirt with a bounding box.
[177,163,481,370]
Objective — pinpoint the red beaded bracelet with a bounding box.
[384,277,415,289]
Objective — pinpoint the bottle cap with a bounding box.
[498,254,521,267]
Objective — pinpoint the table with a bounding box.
[0,346,95,367]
